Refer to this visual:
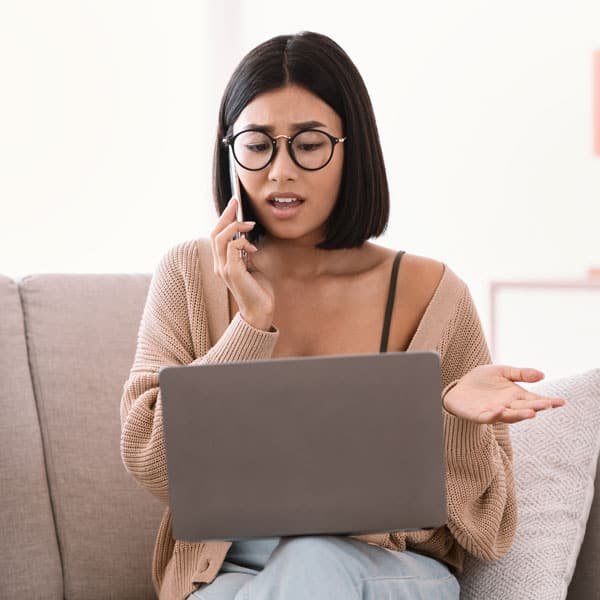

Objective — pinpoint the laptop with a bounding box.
[159,351,447,542]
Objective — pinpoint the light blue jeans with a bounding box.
[188,535,460,599]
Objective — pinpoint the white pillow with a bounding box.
[458,368,600,600]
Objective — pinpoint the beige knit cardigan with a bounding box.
[120,238,517,600]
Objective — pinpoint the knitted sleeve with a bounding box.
[119,240,279,503]
[405,282,517,565]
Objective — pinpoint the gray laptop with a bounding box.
[159,351,447,542]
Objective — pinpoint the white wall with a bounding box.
[1,0,598,377]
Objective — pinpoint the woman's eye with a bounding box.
[297,143,323,152]
[245,144,269,153]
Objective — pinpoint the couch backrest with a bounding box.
[0,275,63,599]
[4,273,163,600]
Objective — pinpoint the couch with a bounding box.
[1,271,598,599]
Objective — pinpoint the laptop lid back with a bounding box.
[160,351,446,541]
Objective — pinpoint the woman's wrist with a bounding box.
[240,311,274,332]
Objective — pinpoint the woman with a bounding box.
[120,31,565,600]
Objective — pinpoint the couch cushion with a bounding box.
[20,273,163,599]
[458,368,600,600]
[0,275,63,598]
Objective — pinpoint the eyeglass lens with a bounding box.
[233,130,333,170]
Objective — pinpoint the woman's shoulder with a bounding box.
[399,253,480,341]
[400,252,445,293]
[367,243,469,322]
[149,238,217,302]
[375,248,479,354]
[368,244,446,301]
[398,253,453,329]
[155,237,212,272]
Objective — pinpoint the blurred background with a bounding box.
[1,0,598,379]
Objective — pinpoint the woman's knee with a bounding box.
[245,536,459,600]
[360,574,460,600]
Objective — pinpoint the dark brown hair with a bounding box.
[213,31,389,249]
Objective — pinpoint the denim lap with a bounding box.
[188,535,459,600]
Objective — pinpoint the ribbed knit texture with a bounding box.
[120,239,517,600]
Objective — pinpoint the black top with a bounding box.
[379,250,406,353]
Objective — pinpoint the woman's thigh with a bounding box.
[235,535,460,600]
[188,572,254,600]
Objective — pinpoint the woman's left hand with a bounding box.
[443,364,567,424]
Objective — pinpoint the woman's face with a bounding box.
[231,84,345,246]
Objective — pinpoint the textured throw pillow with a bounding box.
[458,368,600,600]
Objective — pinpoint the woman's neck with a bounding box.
[254,235,370,282]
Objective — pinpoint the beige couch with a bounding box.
[1,271,598,599]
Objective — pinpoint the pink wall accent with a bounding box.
[595,50,600,155]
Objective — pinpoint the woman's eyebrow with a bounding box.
[243,120,327,132]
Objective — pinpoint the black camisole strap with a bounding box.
[379,250,406,353]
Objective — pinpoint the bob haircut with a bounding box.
[213,31,389,250]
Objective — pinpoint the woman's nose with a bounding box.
[268,140,298,181]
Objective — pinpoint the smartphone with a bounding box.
[228,147,248,266]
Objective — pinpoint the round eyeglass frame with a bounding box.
[222,128,347,172]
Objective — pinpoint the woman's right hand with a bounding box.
[210,197,275,330]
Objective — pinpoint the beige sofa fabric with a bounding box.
[0,275,62,599]
[19,273,162,599]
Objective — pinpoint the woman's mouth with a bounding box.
[267,197,305,219]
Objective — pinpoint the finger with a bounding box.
[211,198,242,242]
[224,237,258,276]
[214,221,256,273]
[499,365,545,383]
[508,398,555,413]
[211,198,241,270]
[216,219,256,245]
[514,390,566,405]
[496,407,537,424]
[213,197,240,232]
[510,394,566,412]
[222,196,239,218]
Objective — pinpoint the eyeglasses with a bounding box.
[222,128,347,171]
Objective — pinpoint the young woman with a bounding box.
[120,31,566,600]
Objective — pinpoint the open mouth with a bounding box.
[266,197,305,219]
[268,198,305,209]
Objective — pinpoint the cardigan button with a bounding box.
[199,558,210,572]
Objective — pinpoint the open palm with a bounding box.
[442,364,566,424]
